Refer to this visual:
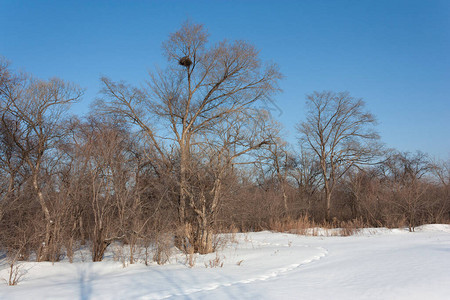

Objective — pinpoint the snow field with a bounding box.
[1,225,449,299]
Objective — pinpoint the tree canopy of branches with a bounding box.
[297,91,381,220]
[1,23,448,265]
[0,58,83,261]
[99,21,282,253]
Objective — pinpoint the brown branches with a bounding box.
[297,91,381,220]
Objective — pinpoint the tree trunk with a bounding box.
[32,169,53,262]
[92,228,109,262]
[189,185,217,254]
[79,216,85,245]
[320,153,333,221]
[282,186,289,215]
[197,227,213,254]
[176,141,189,250]
[197,213,213,254]
[325,181,332,221]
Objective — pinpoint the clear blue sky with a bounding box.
[1,0,449,160]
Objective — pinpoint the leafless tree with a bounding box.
[382,151,435,231]
[0,59,24,224]
[68,116,136,261]
[291,147,322,215]
[340,166,385,224]
[431,159,450,187]
[99,21,281,252]
[184,109,278,252]
[0,62,83,261]
[297,91,380,220]
[254,131,291,215]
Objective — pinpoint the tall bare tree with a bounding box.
[99,21,281,252]
[297,91,380,220]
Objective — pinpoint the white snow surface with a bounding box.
[1,224,450,299]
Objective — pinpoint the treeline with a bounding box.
[0,22,449,263]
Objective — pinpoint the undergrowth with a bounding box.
[267,215,367,236]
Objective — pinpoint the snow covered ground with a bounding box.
[1,224,449,299]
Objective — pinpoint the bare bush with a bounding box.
[4,260,26,286]
[205,253,224,268]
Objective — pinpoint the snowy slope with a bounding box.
[1,225,449,299]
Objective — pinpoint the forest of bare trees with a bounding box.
[1,22,449,264]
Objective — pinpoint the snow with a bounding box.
[1,225,450,299]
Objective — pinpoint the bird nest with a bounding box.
[179,56,192,67]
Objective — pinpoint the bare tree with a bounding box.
[0,62,83,261]
[382,151,434,231]
[431,159,450,188]
[184,109,278,252]
[297,91,380,220]
[69,116,137,261]
[340,166,385,224]
[290,147,322,217]
[99,21,281,252]
[0,59,25,224]
[255,131,296,216]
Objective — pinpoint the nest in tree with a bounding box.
[179,56,192,67]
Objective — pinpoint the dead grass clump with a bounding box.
[267,215,367,237]
[268,215,317,235]
[294,215,317,235]
[385,215,408,229]
[205,253,224,268]
[338,218,365,236]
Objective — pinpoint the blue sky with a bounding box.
[1,0,449,160]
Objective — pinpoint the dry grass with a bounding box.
[267,215,367,237]
[385,215,408,229]
[338,218,365,236]
[205,253,224,268]
[269,215,316,235]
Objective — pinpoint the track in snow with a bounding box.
[142,240,328,299]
